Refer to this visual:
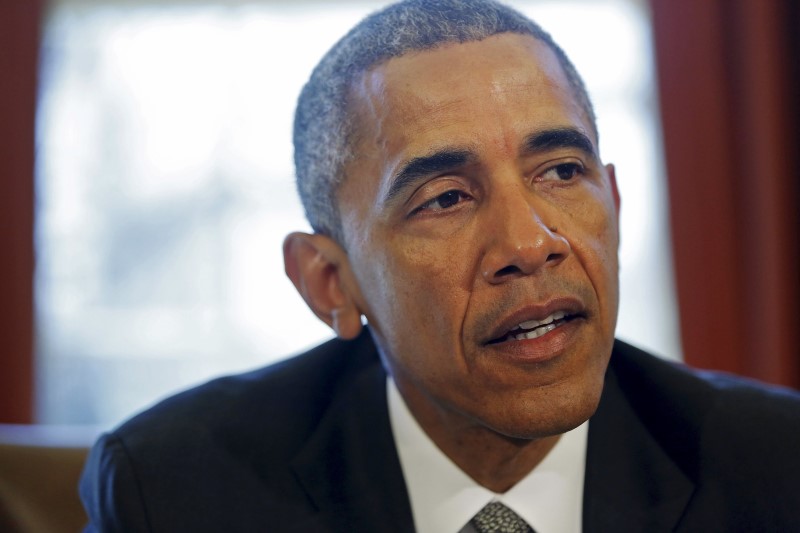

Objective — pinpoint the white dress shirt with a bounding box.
[387,378,588,533]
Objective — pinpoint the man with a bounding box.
[80,1,800,531]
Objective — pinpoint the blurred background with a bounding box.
[2,0,798,429]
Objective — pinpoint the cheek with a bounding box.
[559,193,620,297]
[583,218,620,328]
[360,234,475,336]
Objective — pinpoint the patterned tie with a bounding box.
[469,501,535,533]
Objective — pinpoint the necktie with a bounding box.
[468,501,535,533]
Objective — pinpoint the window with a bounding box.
[36,0,678,426]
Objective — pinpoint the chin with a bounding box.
[488,380,605,440]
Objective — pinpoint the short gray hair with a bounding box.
[293,0,596,243]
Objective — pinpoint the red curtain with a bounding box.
[651,0,799,388]
[0,2,41,422]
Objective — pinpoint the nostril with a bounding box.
[494,265,522,278]
[489,252,565,281]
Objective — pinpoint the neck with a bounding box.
[441,425,561,493]
[396,380,561,493]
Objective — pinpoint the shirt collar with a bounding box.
[387,377,587,533]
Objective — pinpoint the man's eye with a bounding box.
[541,162,584,181]
[412,190,469,215]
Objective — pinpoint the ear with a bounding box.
[605,163,621,215]
[283,232,363,340]
[605,163,622,254]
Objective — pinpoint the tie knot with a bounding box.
[470,501,534,533]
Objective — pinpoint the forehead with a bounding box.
[346,33,591,155]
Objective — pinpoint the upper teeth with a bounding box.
[516,310,567,331]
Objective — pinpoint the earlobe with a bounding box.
[331,307,363,340]
[283,232,364,340]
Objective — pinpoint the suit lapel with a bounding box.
[583,357,695,532]
[291,359,415,533]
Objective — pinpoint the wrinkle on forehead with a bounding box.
[351,35,590,144]
[352,69,473,142]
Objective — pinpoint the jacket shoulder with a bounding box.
[119,329,378,445]
[609,340,800,529]
[611,339,800,438]
[80,329,381,531]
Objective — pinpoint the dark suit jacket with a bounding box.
[80,330,800,532]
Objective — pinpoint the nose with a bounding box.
[480,188,571,284]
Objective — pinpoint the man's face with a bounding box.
[337,33,620,439]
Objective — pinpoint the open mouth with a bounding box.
[487,311,579,345]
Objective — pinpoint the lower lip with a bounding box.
[486,318,583,364]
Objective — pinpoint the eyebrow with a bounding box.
[381,128,597,205]
[383,149,473,204]
[521,128,597,158]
